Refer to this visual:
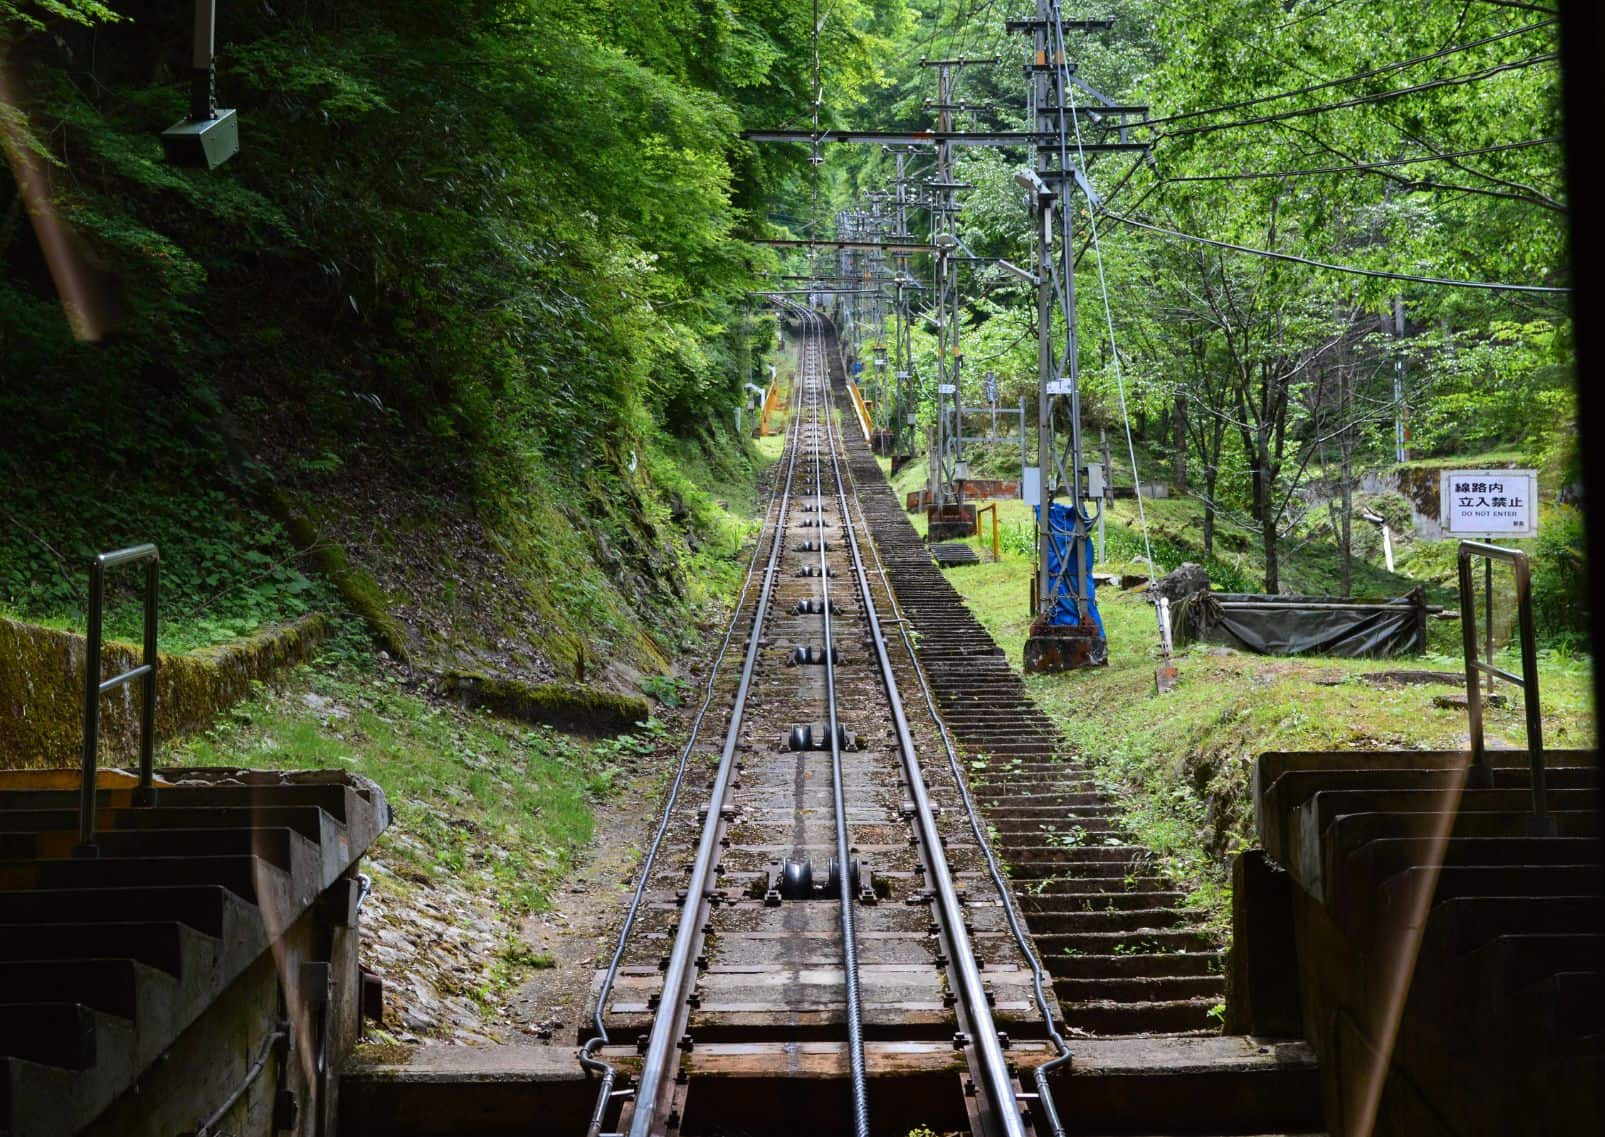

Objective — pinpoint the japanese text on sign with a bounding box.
[1439,469,1538,538]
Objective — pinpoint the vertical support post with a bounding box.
[1098,426,1111,554]
[1511,555,1550,833]
[1019,397,1028,491]
[1034,187,1053,612]
[1457,550,1490,788]
[77,558,106,856]
[1484,555,1495,695]
[189,0,218,123]
[1392,296,1408,464]
[135,556,160,806]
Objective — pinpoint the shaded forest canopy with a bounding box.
[0,0,901,669]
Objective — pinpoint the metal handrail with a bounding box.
[1456,540,1550,834]
[976,502,1000,561]
[77,544,160,857]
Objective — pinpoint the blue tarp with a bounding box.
[1035,502,1104,632]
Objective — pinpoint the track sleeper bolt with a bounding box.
[953,1033,970,1052]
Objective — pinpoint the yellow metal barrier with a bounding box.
[757,379,783,436]
[846,382,874,442]
[976,503,1000,562]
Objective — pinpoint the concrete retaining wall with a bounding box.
[0,614,328,768]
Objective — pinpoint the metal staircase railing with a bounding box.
[1457,540,1551,835]
[76,544,160,857]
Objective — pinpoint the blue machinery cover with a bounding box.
[1036,502,1104,633]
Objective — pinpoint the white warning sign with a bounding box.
[1439,469,1538,539]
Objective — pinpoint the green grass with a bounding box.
[929,495,1595,935]
[169,662,653,916]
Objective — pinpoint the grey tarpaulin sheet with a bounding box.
[1171,587,1427,657]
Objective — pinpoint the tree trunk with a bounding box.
[1202,467,1218,557]
[1172,390,1188,492]
[1339,441,1353,597]
[1262,504,1279,594]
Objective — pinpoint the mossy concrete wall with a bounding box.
[439,670,649,735]
[0,614,327,768]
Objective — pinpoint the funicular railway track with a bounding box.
[579,313,1071,1137]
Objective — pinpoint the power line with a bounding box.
[1100,209,1571,293]
[1143,17,1556,127]
[1161,53,1558,141]
[1156,136,1560,181]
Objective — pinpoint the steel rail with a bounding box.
[803,310,872,1137]
[822,330,1075,1137]
[816,323,1029,1137]
[624,345,811,1137]
[580,346,807,1137]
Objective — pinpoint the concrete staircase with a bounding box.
[1238,748,1601,1137]
[0,767,388,1137]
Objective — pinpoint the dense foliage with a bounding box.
[0,0,897,656]
[816,0,1576,623]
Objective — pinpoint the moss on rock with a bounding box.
[273,490,413,663]
[0,613,329,769]
[439,671,650,735]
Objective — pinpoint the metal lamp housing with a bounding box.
[161,108,239,169]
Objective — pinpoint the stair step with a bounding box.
[1047,951,1224,980]
[1061,996,1221,1035]
[0,884,242,936]
[0,1003,98,1069]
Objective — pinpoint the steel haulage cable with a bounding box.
[823,322,1073,1137]
[806,309,872,1137]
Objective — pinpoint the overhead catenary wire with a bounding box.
[1141,17,1556,127]
[1098,209,1571,293]
[1157,52,1558,141]
[1157,136,1561,182]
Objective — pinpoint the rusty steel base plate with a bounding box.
[927,503,978,543]
[1022,624,1108,672]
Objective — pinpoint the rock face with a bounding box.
[1151,561,1211,606]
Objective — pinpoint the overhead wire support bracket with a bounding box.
[1006,17,1113,31]
[756,238,939,254]
[741,128,1145,150]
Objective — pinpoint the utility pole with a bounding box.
[1008,6,1146,672]
[921,59,984,541]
